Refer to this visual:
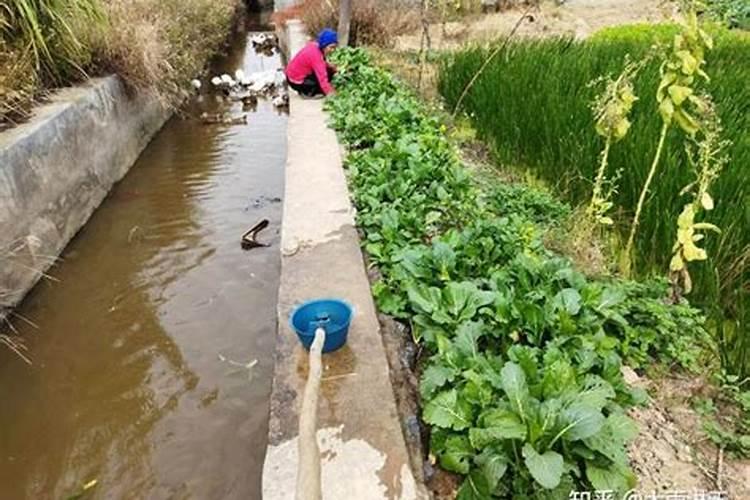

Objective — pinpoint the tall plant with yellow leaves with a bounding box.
[670,104,729,295]
[621,5,713,276]
[587,57,645,226]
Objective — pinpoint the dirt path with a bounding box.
[626,372,750,499]
[396,0,677,50]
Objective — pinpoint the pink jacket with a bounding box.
[285,42,335,95]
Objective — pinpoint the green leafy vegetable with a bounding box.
[327,48,709,498]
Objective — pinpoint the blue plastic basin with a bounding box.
[289,298,353,353]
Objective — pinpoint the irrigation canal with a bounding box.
[0,12,285,500]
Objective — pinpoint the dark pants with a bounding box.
[287,67,335,97]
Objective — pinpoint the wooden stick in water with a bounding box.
[296,327,325,500]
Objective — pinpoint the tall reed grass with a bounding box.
[438,24,750,376]
[1,0,240,125]
[1,0,105,80]
[1,0,105,122]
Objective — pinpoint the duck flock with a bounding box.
[191,33,289,125]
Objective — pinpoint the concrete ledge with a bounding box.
[0,77,169,316]
[262,22,426,499]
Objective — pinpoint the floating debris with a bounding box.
[218,353,258,381]
[234,69,252,86]
[248,195,282,210]
[65,479,98,500]
[249,69,282,93]
[127,225,142,244]
[190,79,202,90]
[250,33,270,46]
[242,219,270,249]
[201,45,288,113]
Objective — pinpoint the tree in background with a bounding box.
[338,0,352,46]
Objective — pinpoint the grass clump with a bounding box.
[1,0,240,126]
[438,23,750,378]
[97,0,239,105]
[0,0,105,80]
[0,40,37,123]
[0,0,105,123]
[327,47,709,499]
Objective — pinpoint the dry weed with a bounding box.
[0,41,37,126]
[545,205,614,277]
[96,0,239,106]
[274,0,419,47]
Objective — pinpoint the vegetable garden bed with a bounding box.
[437,23,750,380]
[326,48,717,499]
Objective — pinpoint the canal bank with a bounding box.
[262,21,426,499]
[0,77,170,320]
[0,16,285,499]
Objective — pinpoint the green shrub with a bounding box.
[438,24,750,377]
[484,183,570,226]
[706,0,750,30]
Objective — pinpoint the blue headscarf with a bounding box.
[317,29,338,49]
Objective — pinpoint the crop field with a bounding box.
[438,23,750,378]
[327,46,719,499]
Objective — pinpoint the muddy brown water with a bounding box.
[0,19,286,500]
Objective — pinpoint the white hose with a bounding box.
[296,327,325,500]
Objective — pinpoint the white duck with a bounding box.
[248,70,277,93]
[220,73,235,86]
[250,33,267,46]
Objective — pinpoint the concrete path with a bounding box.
[262,21,426,500]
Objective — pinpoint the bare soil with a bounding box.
[624,370,750,498]
[396,0,678,51]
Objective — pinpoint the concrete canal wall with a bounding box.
[262,20,427,499]
[0,77,169,318]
